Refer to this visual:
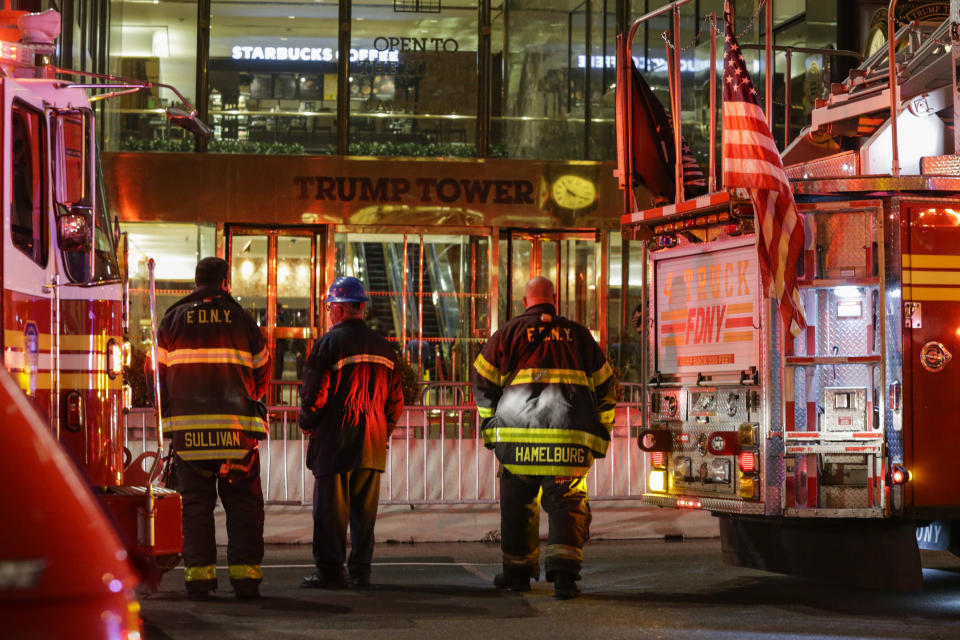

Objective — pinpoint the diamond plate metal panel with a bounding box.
[822,486,871,509]
[920,154,960,176]
[823,387,868,432]
[785,151,860,180]
[813,211,874,279]
[642,493,766,515]
[884,200,905,463]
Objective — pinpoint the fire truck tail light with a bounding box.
[677,498,702,509]
[107,339,123,378]
[738,474,758,499]
[651,452,666,467]
[887,464,912,485]
[66,391,84,432]
[738,450,757,473]
[648,469,667,492]
[122,383,133,411]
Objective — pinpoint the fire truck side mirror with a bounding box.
[165,107,212,137]
[57,207,92,253]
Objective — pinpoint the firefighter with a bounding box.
[472,276,616,599]
[157,257,270,601]
[299,276,405,589]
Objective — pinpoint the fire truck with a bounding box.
[0,4,207,606]
[620,3,960,590]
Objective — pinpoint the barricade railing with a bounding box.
[124,401,648,506]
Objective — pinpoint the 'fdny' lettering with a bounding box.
[184,431,242,448]
[525,326,574,342]
[186,309,231,325]
[684,304,728,345]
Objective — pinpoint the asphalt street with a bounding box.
[141,539,960,640]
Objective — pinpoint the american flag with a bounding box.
[721,1,807,338]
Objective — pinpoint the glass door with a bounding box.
[227,227,323,405]
[335,230,491,384]
[505,230,601,341]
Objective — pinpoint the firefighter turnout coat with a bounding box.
[157,287,271,461]
[472,303,617,476]
[299,318,405,475]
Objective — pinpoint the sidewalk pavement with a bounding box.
[215,501,719,545]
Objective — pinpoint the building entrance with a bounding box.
[225,227,324,402]
[334,230,491,384]
[505,230,602,340]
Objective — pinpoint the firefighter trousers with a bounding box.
[175,449,264,595]
[311,468,380,581]
[499,468,591,582]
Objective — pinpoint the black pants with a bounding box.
[499,468,591,582]
[175,449,264,594]
[312,469,381,580]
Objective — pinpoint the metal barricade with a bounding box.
[125,391,648,506]
[256,401,647,506]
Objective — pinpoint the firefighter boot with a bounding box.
[552,571,581,600]
[493,566,531,592]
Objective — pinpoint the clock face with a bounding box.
[865,27,886,58]
[551,175,597,210]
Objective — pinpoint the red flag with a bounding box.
[721,2,807,337]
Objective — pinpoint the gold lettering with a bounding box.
[563,328,572,341]
[710,265,722,299]
[527,328,535,342]
[737,260,750,296]
[198,309,207,323]
[697,268,707,300]
[223,310,231,322]
[186,310,195,324]
[550,328,561,341]
[682,270,694,302]
[185,432,193,447]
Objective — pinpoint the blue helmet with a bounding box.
[325,276,369,303]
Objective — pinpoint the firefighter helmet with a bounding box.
[325,276,369,303]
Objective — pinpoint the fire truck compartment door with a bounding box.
[652,236,759,376]
[905,202,960,508]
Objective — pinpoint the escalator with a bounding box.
[356,241,458,377]
[360,243,396,340]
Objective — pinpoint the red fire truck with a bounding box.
[620,3,960,589]
[0,6,207,628]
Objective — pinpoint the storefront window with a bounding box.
[208,1,340,154]
[106,0,197,152]
[349,0,479,157]
[492,0,616,160]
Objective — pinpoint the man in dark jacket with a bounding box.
[157,257,270,601]
[299,276,405,589]
[472,276,616,599]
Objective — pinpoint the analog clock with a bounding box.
[550,174,597,210]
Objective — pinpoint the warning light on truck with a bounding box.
[648,469,667,492]
[887,464,912,485]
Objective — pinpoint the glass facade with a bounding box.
[100,1,852,160]
[91,0,858,396]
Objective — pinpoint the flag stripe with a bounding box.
[721,1,806,338]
